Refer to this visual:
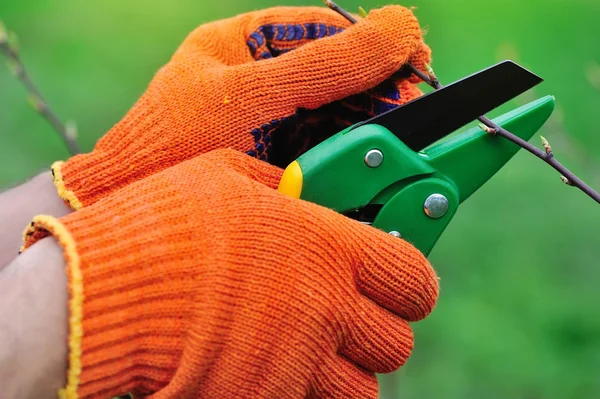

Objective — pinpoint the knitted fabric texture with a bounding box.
[24,149,439,399]
[51,5,430,209]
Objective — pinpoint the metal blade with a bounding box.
[349,60,543,151]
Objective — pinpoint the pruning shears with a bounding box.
[277,60,555,255]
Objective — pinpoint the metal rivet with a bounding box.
[364,149,383,168]
[389,230,401,238]
[424,194,449,219]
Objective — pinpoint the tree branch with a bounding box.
[322,0,600,204]
[0,21,80,155]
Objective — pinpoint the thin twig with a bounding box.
[322,0,600,204]
[323,0,357,23]
[0,21,79,155]
[478,116,599,200]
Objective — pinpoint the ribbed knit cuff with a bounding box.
[22,209,187,398]
[51,147,171,210]
[22,216,84,399]
[51,162,83,210]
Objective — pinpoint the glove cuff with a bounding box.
[52,148,149,210]
[51,161,83,210]
[51,145,168,210]
[22,215,85,398]
[22,205,187,398]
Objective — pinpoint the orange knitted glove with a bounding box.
[52,5,431,210]
[25,149,439,399]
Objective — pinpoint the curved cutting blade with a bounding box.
[350,60,543,151]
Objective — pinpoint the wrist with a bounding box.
[0,237,68,399]
[0,172,72,269]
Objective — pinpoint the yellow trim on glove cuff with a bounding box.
[22,215,84,399]
[51,161,83,211]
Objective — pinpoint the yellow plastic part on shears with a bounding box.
[277,160,303,199]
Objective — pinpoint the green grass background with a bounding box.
[1,0,599,398]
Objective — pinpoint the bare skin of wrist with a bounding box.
[0,237,68,399]
[0,173,72,269]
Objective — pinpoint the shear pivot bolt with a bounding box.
[364,149,383,168]
[424,194,449,219]
[389,230,401,238]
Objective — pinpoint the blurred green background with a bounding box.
[1,0,599,398]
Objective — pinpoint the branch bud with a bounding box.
[358,6,368,18]
[28,94,47,112]
[425,63,438,81]
[560,175,573,186]
[6,58,23,77]
[478,122,497,134]
[540,135,553,155]
[425,63,434,76]
[65,120,78,140]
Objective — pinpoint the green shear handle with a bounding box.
[278,96,554,255]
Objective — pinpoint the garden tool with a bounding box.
[278,60,555,255]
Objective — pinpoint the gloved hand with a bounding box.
[25,149,439,399]
[51,5,431,210]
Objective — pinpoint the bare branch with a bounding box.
[0,21,80,155]
[322,1,600,204]
[322,0,357,23]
